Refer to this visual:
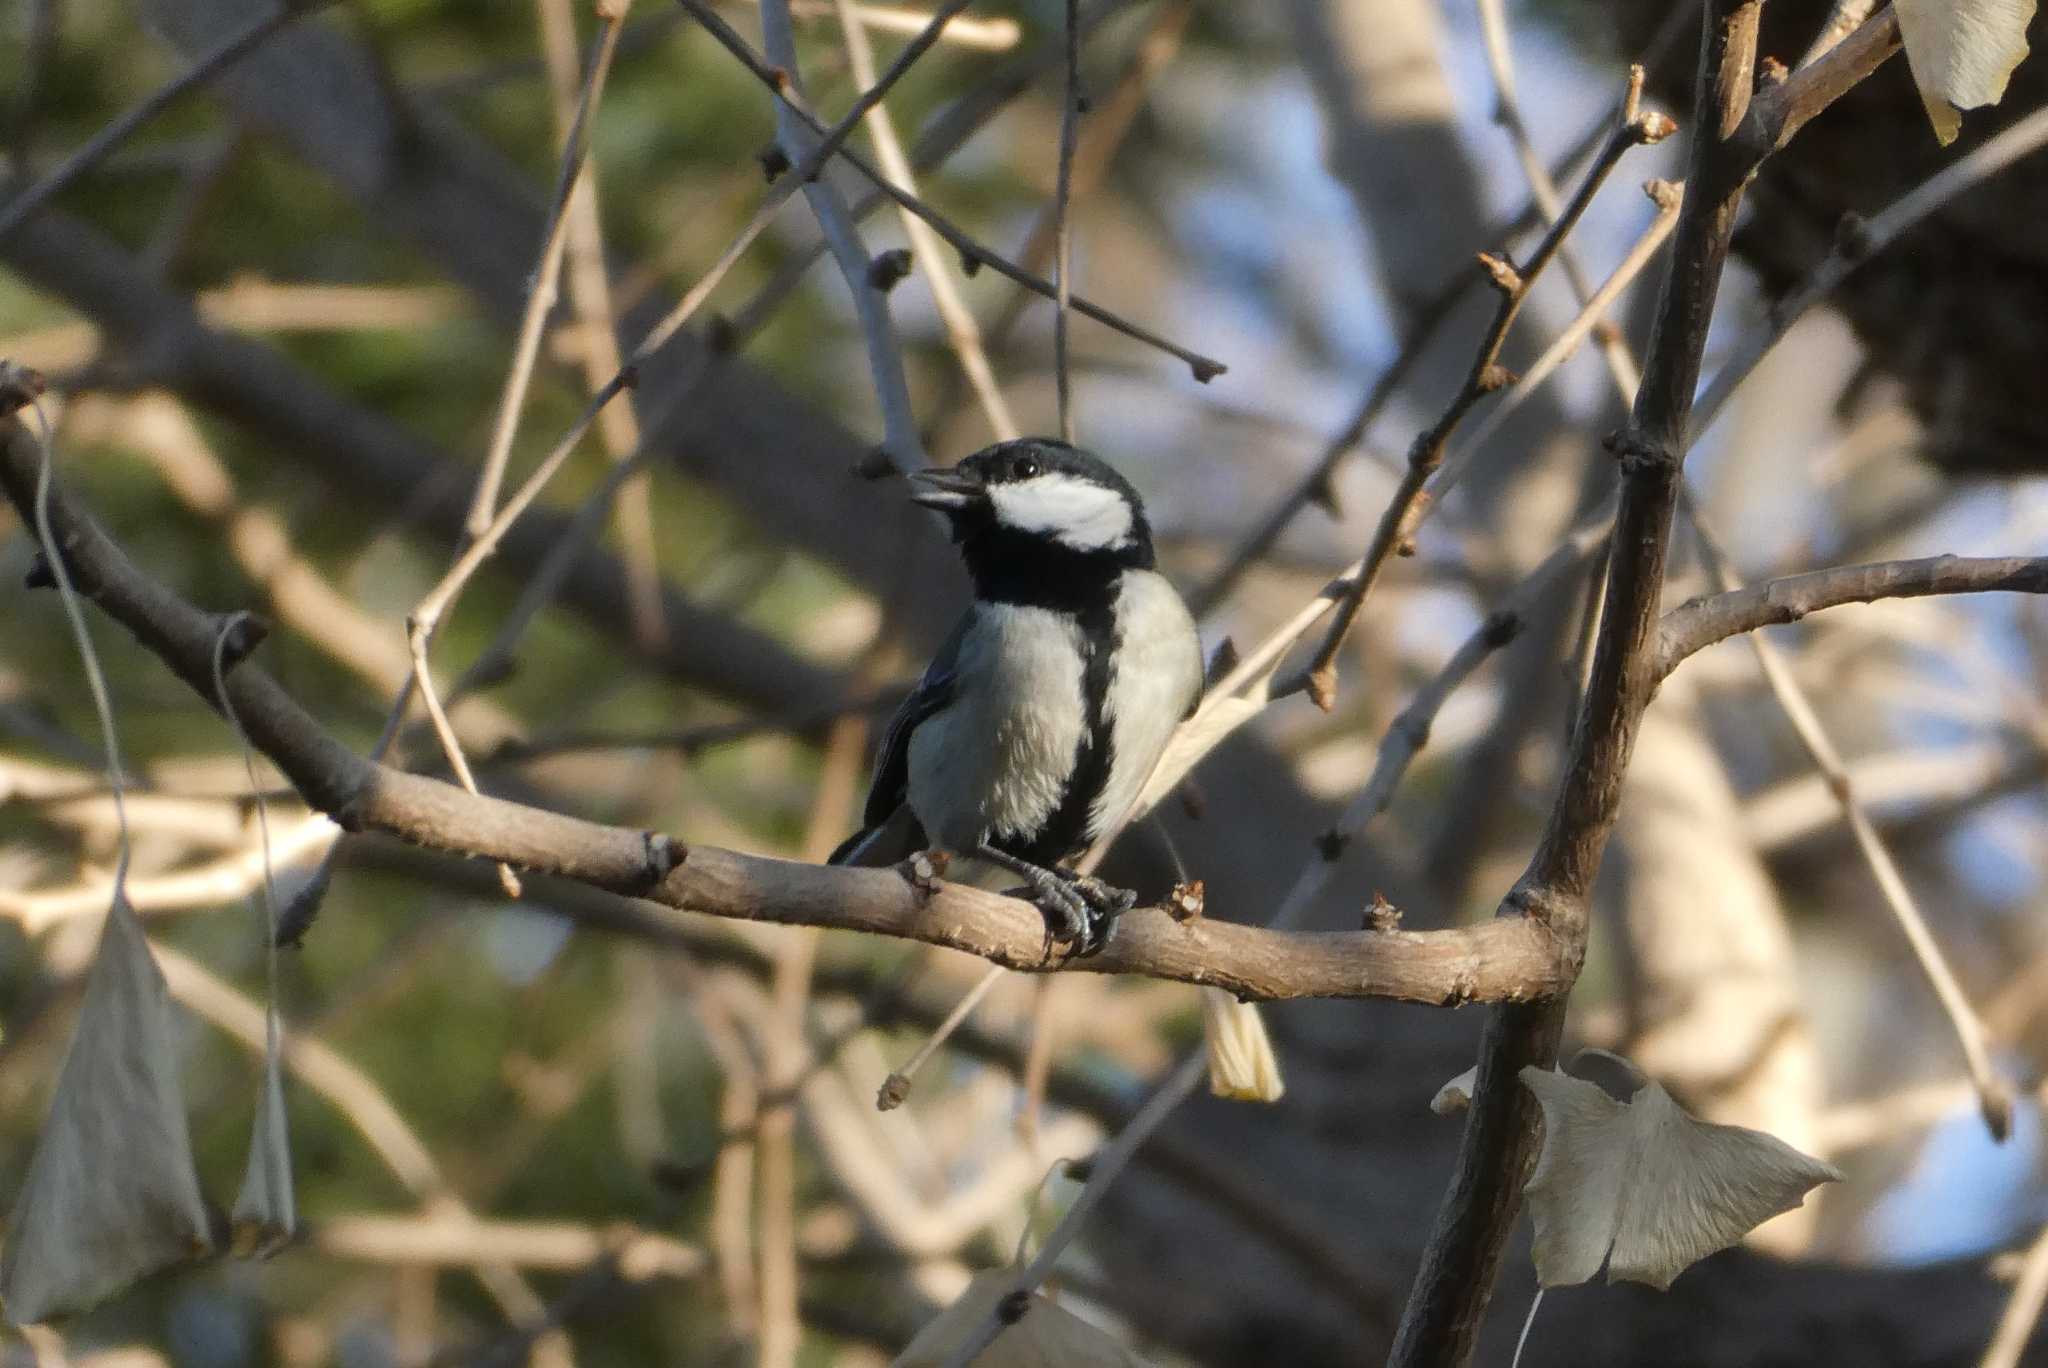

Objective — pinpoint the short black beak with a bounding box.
[907,466,987,512]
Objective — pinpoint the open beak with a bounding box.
[907,466,987,512]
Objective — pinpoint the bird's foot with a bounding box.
[1053,871,1137,957]
[974,846,1131,963]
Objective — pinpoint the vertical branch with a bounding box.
[466,10,629,536]
[1053,0,1081,443]
[534,0,667,647]
[1389,5,1767,1364]
[828,0,1020,442]
[758,0,929,472]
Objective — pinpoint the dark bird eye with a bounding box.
[1014,454,1039,479]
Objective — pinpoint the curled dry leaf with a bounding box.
[229,1005,295,1258]
[1199,989,1284,1103]
[2,896,213,1324]
[1519,1066,1842,1290]
[1895,0,2036,144]
[889,1270,1152,1367]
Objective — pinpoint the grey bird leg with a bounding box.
[972,845,1134,960]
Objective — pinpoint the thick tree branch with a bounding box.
[0,416,1572,1006]
[1388,7,1905,1364]
[1655,555,2048,680]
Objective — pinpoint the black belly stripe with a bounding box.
[994,585,1119,868]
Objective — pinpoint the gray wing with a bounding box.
[860,609,971,829]
[827,611,972,866]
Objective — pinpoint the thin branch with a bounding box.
[1431,180,1683,508]
[758,0,929,474]
[673,0,1229,382]
[1389,9,1903,1360]
[829,0,1019,441]
[1298,68,1672,709]
[1053,0,1081,442]
[1267,517,1612,935]
[1188,40,1681,618]
[152,942,568,1354]
[465,9,629,536]
[535,0,665,647]
[0,415,1574,1006]
[934,1054,1207,1368]
[723,0,1140,343]
[1692,102,2048,447]
[313,1213,702,1278]
[1670,525,2029,1138]
[1656,554,2048,679]
[1984,1224,2048,1368]
[0,0,339,244]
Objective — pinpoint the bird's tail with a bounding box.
[827,806,924,867]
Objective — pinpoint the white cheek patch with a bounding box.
[989,473,1134,551]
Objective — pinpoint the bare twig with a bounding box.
[1656,553,2048,679]
[1692,103,2048,446]
[1984,1224,2048,1368]
[1389,10,1904,1361]
[933,1054,1206,1368]
[829,0,1019,440]
[465,9,629,536]
[1299,68,1672,709]
[534,0,665,646]
[724,0,1144,344]
[152,943,571,1360]
[3,410,1582,1006]
[673,0,1229,382]
[758,0,929,474]
[1670,523,2028,1138]
[877,964,1005,1109]
[1053,0,1082,442]
[0,0,339,244]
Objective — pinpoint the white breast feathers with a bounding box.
[1089,569,1203,839]
[905,604,1089,851]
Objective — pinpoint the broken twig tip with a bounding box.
[216,613,271,671]
[0,361,48,415]
[1477,252,1522,295]
[1306,666,1338,712]
[1981,1081,2016,1143]
[867,248,914,293]
[877,1073,911,1111]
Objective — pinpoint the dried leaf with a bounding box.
[2,896,214,1324]
[1199,989,1284,1103]
[1519,1066,1841,1290]
[229,1005,294,1258]
[1895,0,2036,144]
[890,1270,1152,1367]
[1134,692,1264,821]
[1431,1066,1479,1116]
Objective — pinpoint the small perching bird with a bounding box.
[830,438,1203,956]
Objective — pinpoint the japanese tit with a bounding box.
[829,438,1202,955]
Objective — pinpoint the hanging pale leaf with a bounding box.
[1430,1065,1479,1116]
[1199,989,1284,1103]
[890,1270,1152,1367]
[2,896,214,1324]
[1519,1066,1841,1290]
[229,1005,295,1257]
[213,620,295,1259]
[1895,0,2036,144]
